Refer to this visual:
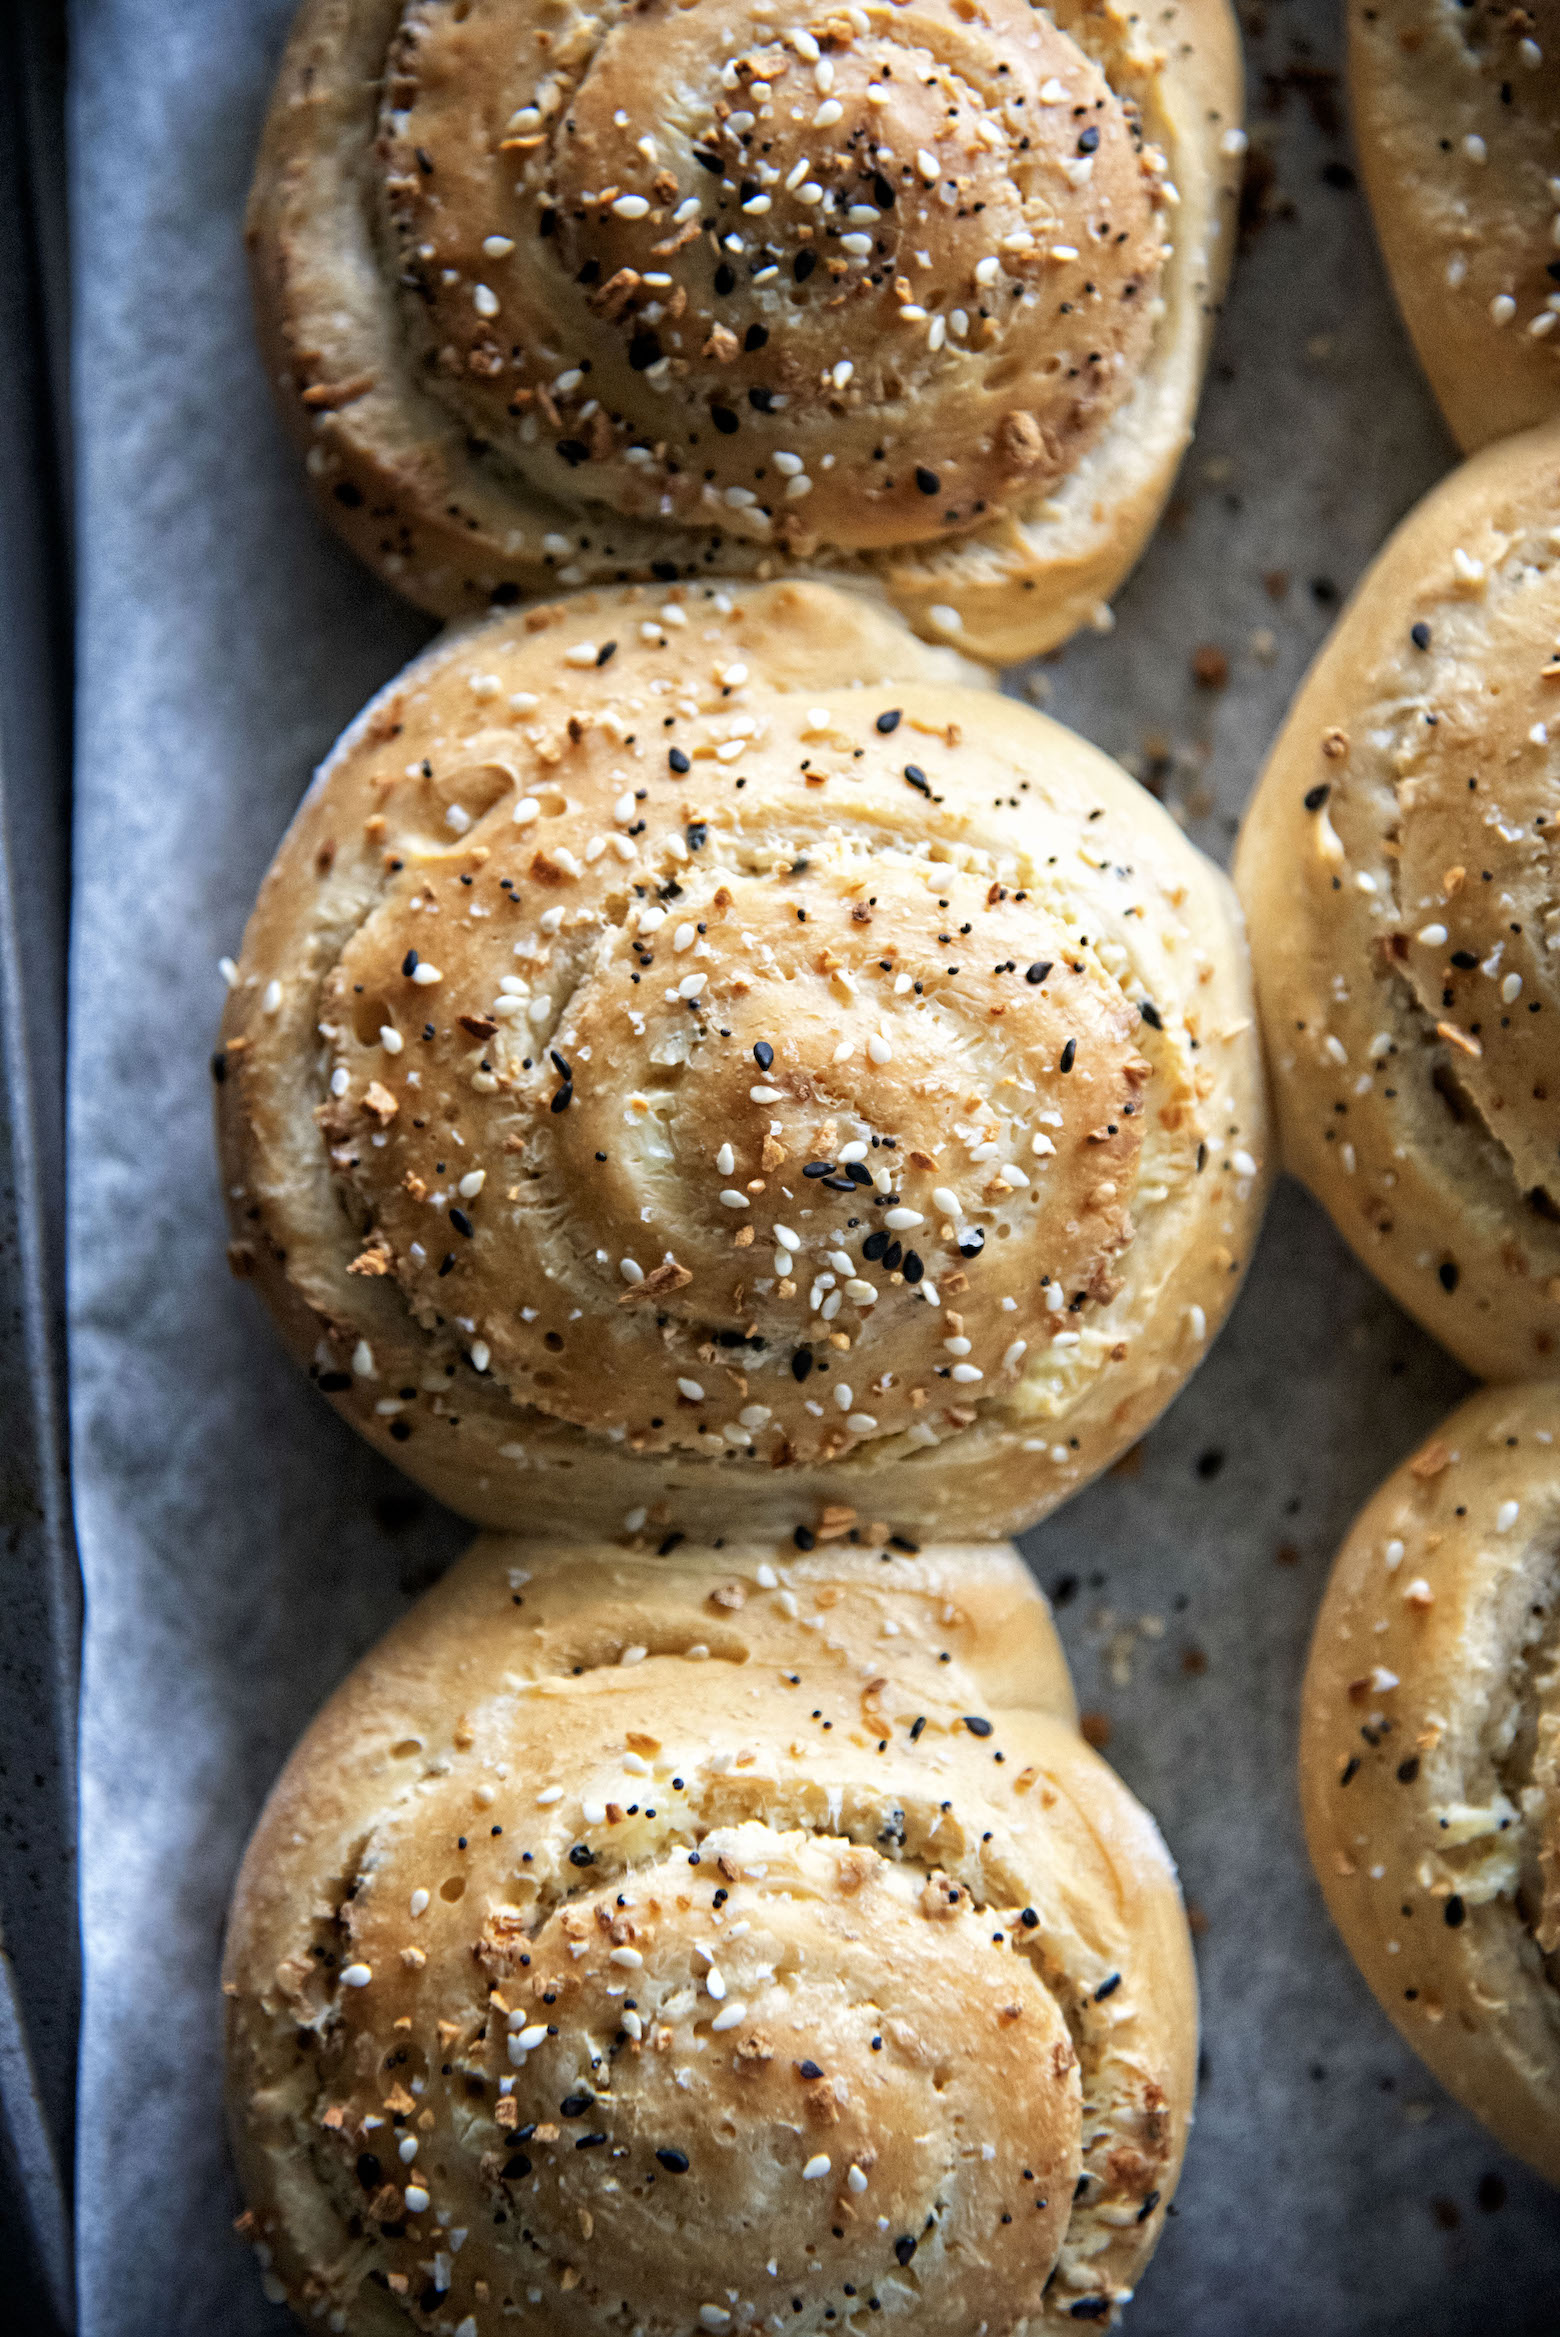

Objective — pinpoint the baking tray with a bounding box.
[0,7,78,2334]
[53,0,1560,2332]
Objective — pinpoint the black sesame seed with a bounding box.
[1445,1894,1466,1929]
[356,2153,382,2190]
[794,1524,817,1549]
[904,765,931,797]
[798,2060,824,2080]
[502,2152,533,2180]
[862,1231,890,1261]
[957,1228,984,1258]
[1397,1755,1420,1784]
[711,406,740,435]
[794,249,817,282]
[317,1371,351,1393]
[1410,621,1432,651]
[1059,1038,1077,1073]
[595,640,617,668]
[628,331,663,370]
[1094,1972,1122,2001]
[1077,126,1100,153]
[792,1346,815,1382]
[1340,1755,1360,1785]
[1025,960,1052,985]
[745,323,769,351]
[669,746,691,773]
[656,2148,690,2172]
[401,949,419,977]
[903,1250,924,1282]
[754,1040,775,1071]
[893,2237,917,2268]
[1438,1260,1459,1292]
[803,1160,835,1178]
[876,708,902,734]
[568,1843,595,1868]
[963,1715,993,1738]
[449,1207,475,1238]
[1303,782,1330,812]
[914,467,940,495]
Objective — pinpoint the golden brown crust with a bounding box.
[224,1538,1197,2332]
[1234,421,1560,1382]
[216,578,1269,1541]
[1351,0,1560,453]
[1300,1385,1560,2188]
[245,0,1243,662]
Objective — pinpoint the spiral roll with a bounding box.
[216,581,1267,1540]
[1301,1384,1560,2186]
[245,0,1242,661]
[224,1537,1197,2331]
[1236,421,1560,1382]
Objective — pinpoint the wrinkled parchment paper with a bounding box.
[67,2,1560,2329]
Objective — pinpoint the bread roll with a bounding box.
[1300,1384,1560,2188]
[216,579,1268,1542]
[1351,0,1560,452]
[224,1536,1197,2331]
[245,0,1242,664]
[1234,422,1560,1382]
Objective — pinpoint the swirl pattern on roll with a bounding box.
[217,582,1267,1539]
[1236,423,1560,1381]
[245,0,1242,659]
[224,1539,1197,2331]
[1301,1385,1560,2187]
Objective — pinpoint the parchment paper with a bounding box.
[66,2,1560,2330]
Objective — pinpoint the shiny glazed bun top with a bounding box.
[378,0,1164,554]
[218,582,1267,1540]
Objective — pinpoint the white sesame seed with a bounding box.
[848,2165,869,2194]
[1496,1499,1520,1531]
[1464,133,1487,164]
[379,1025,404,1054]
[620,1644,648,1665]
[679,972,708,999]
[842,231,873,255]
[928,604,962,631]
[774,452,804,477]
[483,234,515,258]
[352,1340,375,1377]
[816,99,844,127]
[512,796,540,826]
[706,1966,727,1999]
[1232,1150,1258,1179]
[469,1340,491,1373]
[340,1963,373,1988]
[846,1413,877,1432]
[927,315,946,352]
[536,1784,563,1804]
[553,368,583,395]
[473,283,499,317]
[786,474,814,499]
[836,1141,868,1163]
[867,1035,893,1064]
[1417,923,1448,947]
[943,1336,971,1356]
[916,147,939,180]
[1502,972,1523,1002]
[613,194,650,218]
[403,2185,430,2214]
[610,1945,645,1968]
[951,1363,983,1383]
[974,256,1001,287]
[458,1169,486,1199]
[711,2001,747,2031]
[832,359,853,387]
[399,2135,418,2163]
[1491,294,1517,326]
[845,1280,878,1305]
[802,2154,831,2179]
[721,1189,750,1209]
[1404,1577,1434,1609]
[798,180,824,205]
[565,641,600,667]
[1003,1340,1027,1372]
[409,1888,429,1917]
[884,1207,923,1230]
[620,1257,645,1285]
[678,1377,705,1402]
[700,2312,732,2333]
